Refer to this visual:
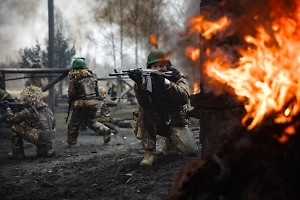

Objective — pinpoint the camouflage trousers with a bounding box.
[132,109,197,156]
[11,124,56,155]
[67,102,110,145]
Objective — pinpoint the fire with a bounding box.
[184,0,300,136]
[149,34,158,47]
[205,18,300,130]
[187,15,231,39]
[193,82,200,94]
[186,47,200,61]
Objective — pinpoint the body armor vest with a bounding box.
[76,75,98,99]
[31,106,55,130]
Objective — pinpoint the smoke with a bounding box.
[168,0,201,91]
[0,0,99,65]
[0,0,47,63]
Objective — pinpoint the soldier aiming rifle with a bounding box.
[2,86,56,158]
[110,49,198,166]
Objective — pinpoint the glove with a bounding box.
[128,68,143,85]
[167,67,182,82]
[6,108,13,119]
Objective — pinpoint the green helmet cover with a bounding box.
[72,58,86,69]
[146,50,171,69]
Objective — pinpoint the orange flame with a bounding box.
[184,1,300,140]
[186,47,200,61]
[193,82,200,94]
[187,15,231,39]
[149,34,158,47]
[205,17,300,130]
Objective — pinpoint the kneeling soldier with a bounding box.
[7,86,56,158]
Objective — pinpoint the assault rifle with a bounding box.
[0,101,25,123]
[0,101,25,113]
[109,68,173,77]
[109,68,173,92]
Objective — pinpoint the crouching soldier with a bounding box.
[7,86,56,158]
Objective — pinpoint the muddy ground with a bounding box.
[0,102,201,200]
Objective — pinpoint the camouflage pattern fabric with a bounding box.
[132,68,197,155]
[67,99,109,145]
[67,68,110,145]
[8,101,56,155]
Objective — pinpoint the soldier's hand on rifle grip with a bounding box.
[128,68,143,85]
[6,108,13,119]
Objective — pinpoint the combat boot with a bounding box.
[140,150,156,166]
[103,129,111,144]
[45,142,55,157]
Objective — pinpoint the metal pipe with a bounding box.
[41,71,69,92]
[5,75,59,81]
[0,68,69,73]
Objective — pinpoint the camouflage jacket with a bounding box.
[134,68,189,126]
[8,103,55,130]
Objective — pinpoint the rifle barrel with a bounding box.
[109,73,128,76]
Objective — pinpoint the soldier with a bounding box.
[129,49,198,166]
[66,58,111,148]
[96,86,118,135]
[6,86,56,158]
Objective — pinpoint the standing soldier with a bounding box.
[7,86,56,158]
[129,49,198,166]
[66,58,111,148]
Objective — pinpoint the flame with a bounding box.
[193,82,200,94]
[205,17,300,130]
[149,34,158,47]
[184,0,300,140]
[187,15,231,39]
[186,47,200,61]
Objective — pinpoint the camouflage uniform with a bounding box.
[67,67,111,146]
[7,86,56,158]
[96,87,118,134]
[131,67,198,164]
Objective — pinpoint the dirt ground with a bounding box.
[0,103,201,200]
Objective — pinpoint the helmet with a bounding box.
[72,58,86,69]
[20,86,43,106]
[146,50,172,69]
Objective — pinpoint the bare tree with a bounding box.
[108,1,117,69]
[91,0,185,69]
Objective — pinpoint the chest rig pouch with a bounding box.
[31,106,55,130]
[76,75,97,99]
